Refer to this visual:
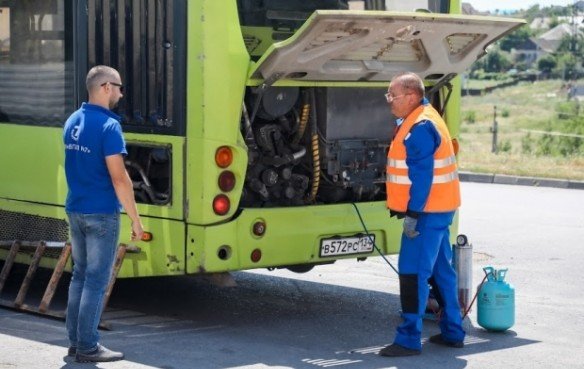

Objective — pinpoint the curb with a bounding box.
[459,172,584,190]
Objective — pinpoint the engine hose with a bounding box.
[293,103,310,144]
[308,90,320,202]
[308,133,320,201]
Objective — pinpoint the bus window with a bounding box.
[0,0,74,126]
[85,0,187,136]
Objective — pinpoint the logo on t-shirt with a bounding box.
[71,125,81,141]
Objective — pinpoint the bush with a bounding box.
[464,110,476,124]
[501,108,510,118]
[521,133,532,154]
[533,119,584,157]
[499,140,512,153]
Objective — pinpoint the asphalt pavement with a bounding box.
[0,177,583,369]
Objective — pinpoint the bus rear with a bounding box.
[0,0,523,278]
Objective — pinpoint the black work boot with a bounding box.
[429,334,464,348]
[379,344,421,357]
[75,344,124,363]
[67,347,76,357]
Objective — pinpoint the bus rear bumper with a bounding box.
[186,201,402,273]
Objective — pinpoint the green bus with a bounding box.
[0,1,523,278]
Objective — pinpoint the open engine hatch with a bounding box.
[249,11,525,82]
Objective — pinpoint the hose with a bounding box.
[293,102,310,144]
[307,90,320,202]
[351,203,399,274]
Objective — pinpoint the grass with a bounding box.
[459,79,584,181]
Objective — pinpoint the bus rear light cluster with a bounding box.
[213,194,230,215]
[218,171,236,192]
[213,146,234,216]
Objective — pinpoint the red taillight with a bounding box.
[218,171,236,192]
[251,248,262,263]
[213,194,230,215]
[215,146,233,168]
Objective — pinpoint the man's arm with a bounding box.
[105,154,144,241]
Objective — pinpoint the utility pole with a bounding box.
[491,105,498,153]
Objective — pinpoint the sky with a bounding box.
[466,0,575,12]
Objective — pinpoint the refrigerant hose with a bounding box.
[351,203,398,274]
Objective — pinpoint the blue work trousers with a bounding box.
[66,212,120,353]
[393,212,465,350]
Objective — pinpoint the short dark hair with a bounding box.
[86,65,119,93]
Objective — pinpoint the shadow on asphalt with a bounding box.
[0,268,538,369]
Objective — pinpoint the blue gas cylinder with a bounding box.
[477,266,515,331]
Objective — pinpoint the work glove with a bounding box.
[403,216,420,239]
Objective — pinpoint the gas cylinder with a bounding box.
[477,266,515,331]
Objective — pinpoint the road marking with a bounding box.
[302,358,363,367]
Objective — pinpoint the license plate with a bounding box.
[319,234,375,257]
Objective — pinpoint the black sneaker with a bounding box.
[379,344,421,357]
[429,334,464,348]
[67,347,76,357]
[75,344,124,363]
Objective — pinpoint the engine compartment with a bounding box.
[240,86,395,207]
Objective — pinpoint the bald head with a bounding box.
[391,72,425,100]
[86,65,120,95]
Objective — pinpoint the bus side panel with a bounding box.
[0,198,186,278]
[186,202,401,273]
[185,0,250,225]
[0,123,185,220]
[0,124,67,206]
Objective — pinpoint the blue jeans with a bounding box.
[66,212,120,353]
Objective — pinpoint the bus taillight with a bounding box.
[213,194,230,215]
[218,171,236,192]
[215,146,233,168]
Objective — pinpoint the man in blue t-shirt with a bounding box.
[63,65,143,363]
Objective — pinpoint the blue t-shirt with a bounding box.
[63,103,127,213]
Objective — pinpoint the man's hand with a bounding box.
[131,221,144,241]
[403,216,420,239]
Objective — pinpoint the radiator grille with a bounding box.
[0,209,68,244]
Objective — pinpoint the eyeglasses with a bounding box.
[101,82,124,93]
[385,92,410,103]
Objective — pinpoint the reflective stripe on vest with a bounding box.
[388,171,459,185]
[386,104,461,213]
[387,155,457,170]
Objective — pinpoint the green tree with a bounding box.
[484,49,511,73]
[554,53,578,80]
[500,26,532,52]
[537,55,557,73]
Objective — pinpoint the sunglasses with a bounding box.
[101,81,124,93]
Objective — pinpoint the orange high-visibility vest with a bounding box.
[386,104,460,213]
